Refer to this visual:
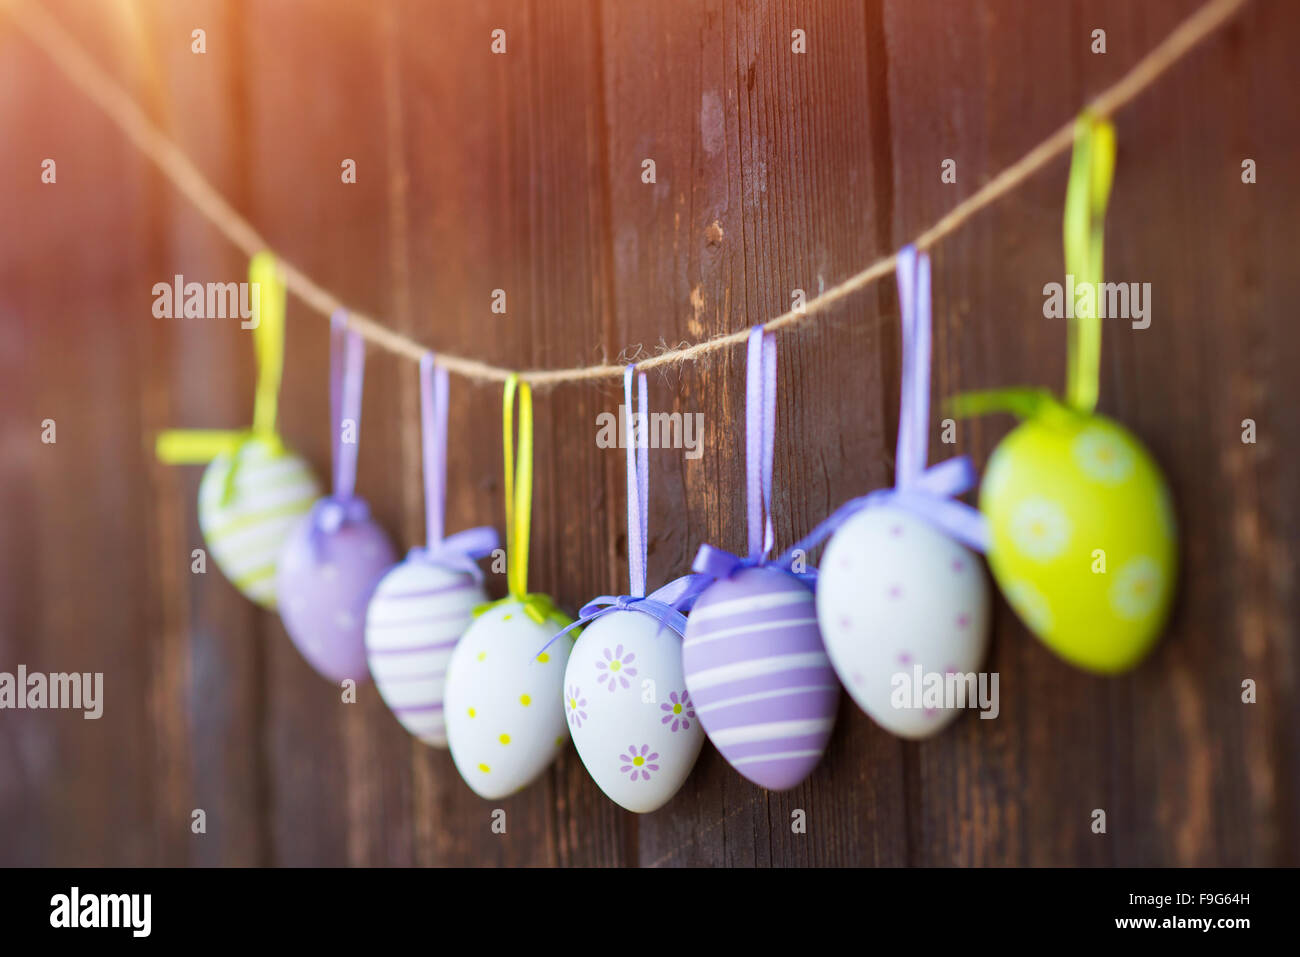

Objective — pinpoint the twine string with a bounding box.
[0,0,1251,386]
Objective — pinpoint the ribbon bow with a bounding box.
[408,353,498,582]
[155,251,290,501]
[793,246,989,556]
[950,111,1116,424]
[308,494,370,548]
[411,528,498,583]
[538,367,705,654]
[688,328,820,590]
[474,375,573,631]
[475,590,571,626]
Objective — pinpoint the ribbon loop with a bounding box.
[419,353,450,547]
[1064,110,1117,414]
[791,245,988,556]
[249,251,286,438]
[502,374,534,601]
[894,244,932,488]
[157,251,290,493]
[408,352,499,581]
[745,327,778,560]
[535,367,706,658]
[329,311,365,501]
[624,365,650,598]
[689,325,804,592]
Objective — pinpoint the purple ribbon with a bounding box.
[329,310,364,502]
[537,366,706,653]
[791,246,988,556]
[409,353,497,582]
[689,327,817,588]
[310,312,368,552]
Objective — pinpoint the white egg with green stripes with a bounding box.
[197,437,321,608]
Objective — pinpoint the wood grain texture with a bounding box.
[0,0,1296,867]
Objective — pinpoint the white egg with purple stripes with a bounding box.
[365,557,486,746]
[564,610,705,813]
[682,565,839,790]
[198,437,320,608]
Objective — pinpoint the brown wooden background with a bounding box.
[1,0,1297,867]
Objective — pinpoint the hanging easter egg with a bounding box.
[956,113,1176,674]
[817,506,990,738]
[364,353,497,746]
[365,556,486,746]
[443,601,574,799]
[980,410,1176,673]
[682,565,839,791]
[564,610,705,813]
[195,437,320,608]
[444,374,573,799]
[277,497,397,683]
[812,244,992,738]
[157,251,319,610]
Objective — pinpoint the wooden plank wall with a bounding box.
[1,0,1296,866]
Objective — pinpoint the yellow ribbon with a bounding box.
[1063,110,1116,414]
[949,112,1116,425]
[156,252,288,501]
[249,250,286,436]
[472,374,573,630]
[503,374,532,601]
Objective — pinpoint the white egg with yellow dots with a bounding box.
[443,601,574,799]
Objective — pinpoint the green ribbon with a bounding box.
[1063,110,1116,414]
[951,111,1116,425]
[948,387,1076,425]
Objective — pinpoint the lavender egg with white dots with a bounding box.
[816,505,991,739]
[365,558,486,747]
[682,565,839,791]
[276,498,397,684]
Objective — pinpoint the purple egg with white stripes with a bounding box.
[682,565,840,790]
[276,499,397,684]
[365,558,486,747]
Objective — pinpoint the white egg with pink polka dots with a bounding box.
[816,505,991,739]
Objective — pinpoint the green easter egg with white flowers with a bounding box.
[980,410,1176,673]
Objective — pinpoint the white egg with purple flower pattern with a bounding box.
[564,610,705,813]
[816,505,991,739]
[443,601,574,799]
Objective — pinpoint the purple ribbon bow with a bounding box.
[408,353,498,582]
[538,366,705,654]
[309,313,369,554]
[791,246,988,557]
[689,327,818,588]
